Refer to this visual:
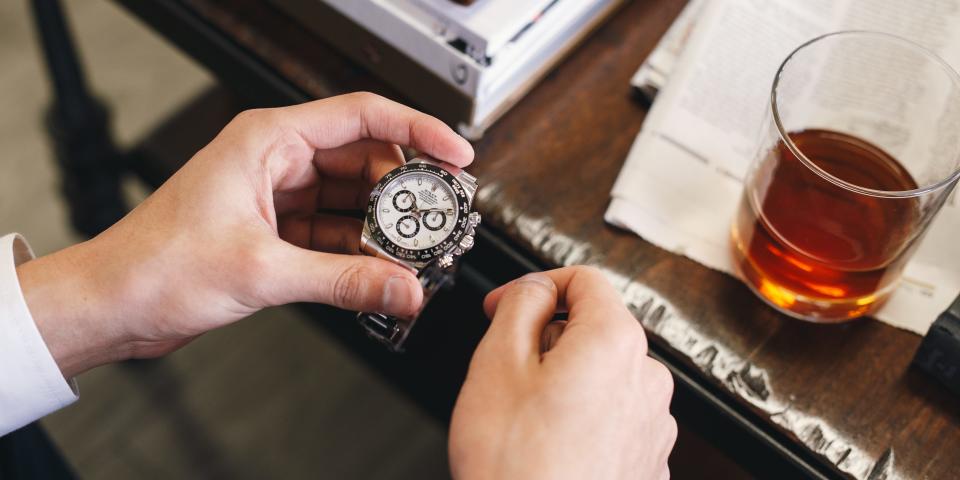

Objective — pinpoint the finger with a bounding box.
[313,139,406,184]
[316,179,373,211]
[273,180,383,216]
[481,273,559,364]
[484,276,568,317]
[265,241,423,316]
[287,92,473,167]
[540,320,567,354]
[646,358,675,410]
[656,466,671,480]
[485,266,643,354]
[274,186,319,216]
[659,415,678,467]
[277,213,363,254]
[273,140,400,214]
[485,267,629,328]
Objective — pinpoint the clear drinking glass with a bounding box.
[731,31,960,322]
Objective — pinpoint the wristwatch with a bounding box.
[357,156,481,351]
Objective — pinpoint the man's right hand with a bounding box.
[449,266,677,479]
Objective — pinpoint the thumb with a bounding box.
[266,241,423,316]
[480,273,559,364]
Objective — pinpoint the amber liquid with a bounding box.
[732,129,920,321]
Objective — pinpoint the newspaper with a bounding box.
[629,0,703,102]
[607,0,960,335]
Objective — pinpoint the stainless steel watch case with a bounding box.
[357,157,480,351]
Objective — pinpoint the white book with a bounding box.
[321,0,622,136]
[410,0,560,61]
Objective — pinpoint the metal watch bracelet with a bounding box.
[356,260,454,351]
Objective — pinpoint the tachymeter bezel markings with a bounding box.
[366,162,470,263]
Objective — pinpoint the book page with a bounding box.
[608,0,960,334]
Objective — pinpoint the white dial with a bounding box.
[376,171,459,250]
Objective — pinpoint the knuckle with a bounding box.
[604,319,644,352]
[569,265,607,285]
[666,415,679,445]
[573,264,604,277]
[232,108,266,126]
[347,91,384,106]
[608,325,637,351]
[506,276,556,302]
[229,108,282,137]
[332,263,367,306]
[633,322,650,349]
[649,359,675,398]
[591,324,635,358]
[515,280,554,296]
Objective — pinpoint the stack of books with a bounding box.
[270,0,626,138]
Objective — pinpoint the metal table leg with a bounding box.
[30,0,126,237]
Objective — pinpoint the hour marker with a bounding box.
[441,195,449,201]
[446,209,454,215]
[413,239,419,247]
[385,223,393,229]
[381,208,390,213]
[417,178,422,186]
[431,183,438,191]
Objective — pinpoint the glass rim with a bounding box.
[771,30,960,199]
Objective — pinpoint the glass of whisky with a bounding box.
[732,31,960,322]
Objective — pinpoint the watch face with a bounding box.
[367,162,471,263]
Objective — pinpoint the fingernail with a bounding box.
[517,273,553,289]
[383,275,417,315]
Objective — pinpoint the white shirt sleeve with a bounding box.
[0,233,78,436]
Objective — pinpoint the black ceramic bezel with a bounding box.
[367,162,470,263]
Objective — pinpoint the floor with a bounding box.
[0,2,448,479]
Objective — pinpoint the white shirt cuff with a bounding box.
[0,233,78,436]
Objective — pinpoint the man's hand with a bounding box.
[449,266,677,479]
[16,92,473,378]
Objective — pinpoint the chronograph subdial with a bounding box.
[422,209,451,231]
[392,189,416,212]
[394,215,420,239]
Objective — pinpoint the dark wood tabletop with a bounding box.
[112,0,960,478]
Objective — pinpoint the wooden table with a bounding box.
[107,1,960,478]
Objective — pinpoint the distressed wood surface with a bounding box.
[177,0,960,477]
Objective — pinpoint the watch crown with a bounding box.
[468,212,481,227]
[459,234,475,251]
[438,254,455,269]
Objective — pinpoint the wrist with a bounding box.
[16,239,130,378]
